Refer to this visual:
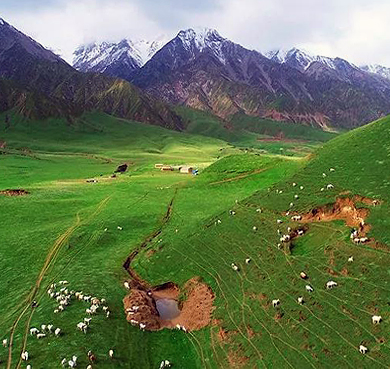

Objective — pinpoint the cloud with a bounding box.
[0,0,389,66]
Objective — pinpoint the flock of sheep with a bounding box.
[2,280,115,368]
[228,167,384,356]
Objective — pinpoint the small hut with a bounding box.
[179,166,193,174]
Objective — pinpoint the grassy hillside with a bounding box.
[133,115,390,368]
[0,112,305,368]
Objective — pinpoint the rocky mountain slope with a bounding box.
[76,28,390,129]
[0,18,182,129]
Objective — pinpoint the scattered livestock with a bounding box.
[280,234,290,243]
[348,256,354,262]
[297,229,305,236]
[300,272,308,280]
[272,299,280,308]
[305,285,314,293]
[353,237,369,244]
[36,333,46,339]
[117,226,123,230]
[124,281,130,289]
[292,183,297,187]
[291,215,302,221]
[30,328,39,335]
[231,263,239,272]
[229,210,236,216]
[326,184,334,190]
[294,195,299,199]
[256,208,262,213]
[2,338,7,347]
[109,349,114,358]
[160,360,172,368]
[21,351,29,361]
[372,315,382,324]
[245,258,251,264]
[289,202,294,208]
[27,365,31,369]
[359,345,368,354]
[300,186,304,190]
[329,168,335,172]
[326,281,338,289]
[297,297,304,305]
[277,219,283,224]
[55,328,61,336]
[253,226,257,231]
[322,173,327,177]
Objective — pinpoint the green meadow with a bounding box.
[0,111,389,368]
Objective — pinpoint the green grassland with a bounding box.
[0,111,389,369]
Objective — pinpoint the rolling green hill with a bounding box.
[0,111,389,368]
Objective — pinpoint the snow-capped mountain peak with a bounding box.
[266,48,338,71]
[176,27,228,64]
[361,64,390,80]
[73,36,168,74]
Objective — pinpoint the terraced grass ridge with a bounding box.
[0,111,389,368]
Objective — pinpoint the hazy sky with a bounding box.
[1,0,389,66]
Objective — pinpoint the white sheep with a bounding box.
[140,323,146,330]
[272,299,280,308]
[297,297,304,305]
[68,360,75,368]
[372,315,382,324]
[30,328,39,335]
[253,226,257,231]
[27,365,31,369]
[117,226,123,230]
[54,328,61,336]
[124,281,130,289]
[305,285,314,293]
[2,339,7,347]
[326,184,334,190]
[41,324,47,332]
[348,256,354,262]
[292,183,297,187]
[47,324,53,333]
[326,281,338,289]
[359,345,368,354]
[300,186,304,190]
[37,333,46,339]
[231,263,239,271]
[109,349,114,358]
[61,358,67,367]
[294,194,299,199]
[21,351,29,360]
[245,258,251,264]
[84,318,92,325]
[256,208,262,213]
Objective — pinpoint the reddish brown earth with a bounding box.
[0,189,29,196]
[123,277,215,332]
[298,196,380,237]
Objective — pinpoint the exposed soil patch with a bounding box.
[0,189,29,197]
[228,346,250,368]
[123,277,215,332]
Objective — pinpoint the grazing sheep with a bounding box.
[37,333,46,339]
[61,358,67,367]
[292,183,297,187]
[21,351,29,360]
[326,281,338,289]
[2,338,7,347]
[297,297,304,305]
[326,184,334,190]
[277,219,283,224]
[329,168,335,172]
[41,324,47,332]
[117,226,123,230]
[103,306,109,312]
[109,349,114,358]
[47,324,53,333]
[272,299,280,308]
[68,360,76,368]
[305,285,314,293]
[372,315,382,325]
[216,219,222,225]
[27,365,31,369]
[30,328,39,335]
[300,186,304,190]
[88,350,96,363]
[253,226,257,231]
[297,229,305,236]
[245,258,251,264]
[289,202,294,207]
[87,366,92,369]
[291,215,302,221]
[294,195,299,199]
[72,355,77,363]
[320,188,325,192]
[101,298,106,304]
[140,323,146,330]
[348,256,354,262]
[256,208,262,213]
[84,318,92,325]
[106,311,110,318]
[322,173,327,177]
[231,263,239,272]
[54,328,61,336]
[123,281,130,289]
[359,345,368,354]
[300,272,308,279]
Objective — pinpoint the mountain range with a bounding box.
[73,28,390,129]
[1,17,390,131]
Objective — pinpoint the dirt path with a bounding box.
[7,196,110,369]
[123,191,176,289]
[210,168,268,186]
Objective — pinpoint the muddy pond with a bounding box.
[155,299,180,320]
